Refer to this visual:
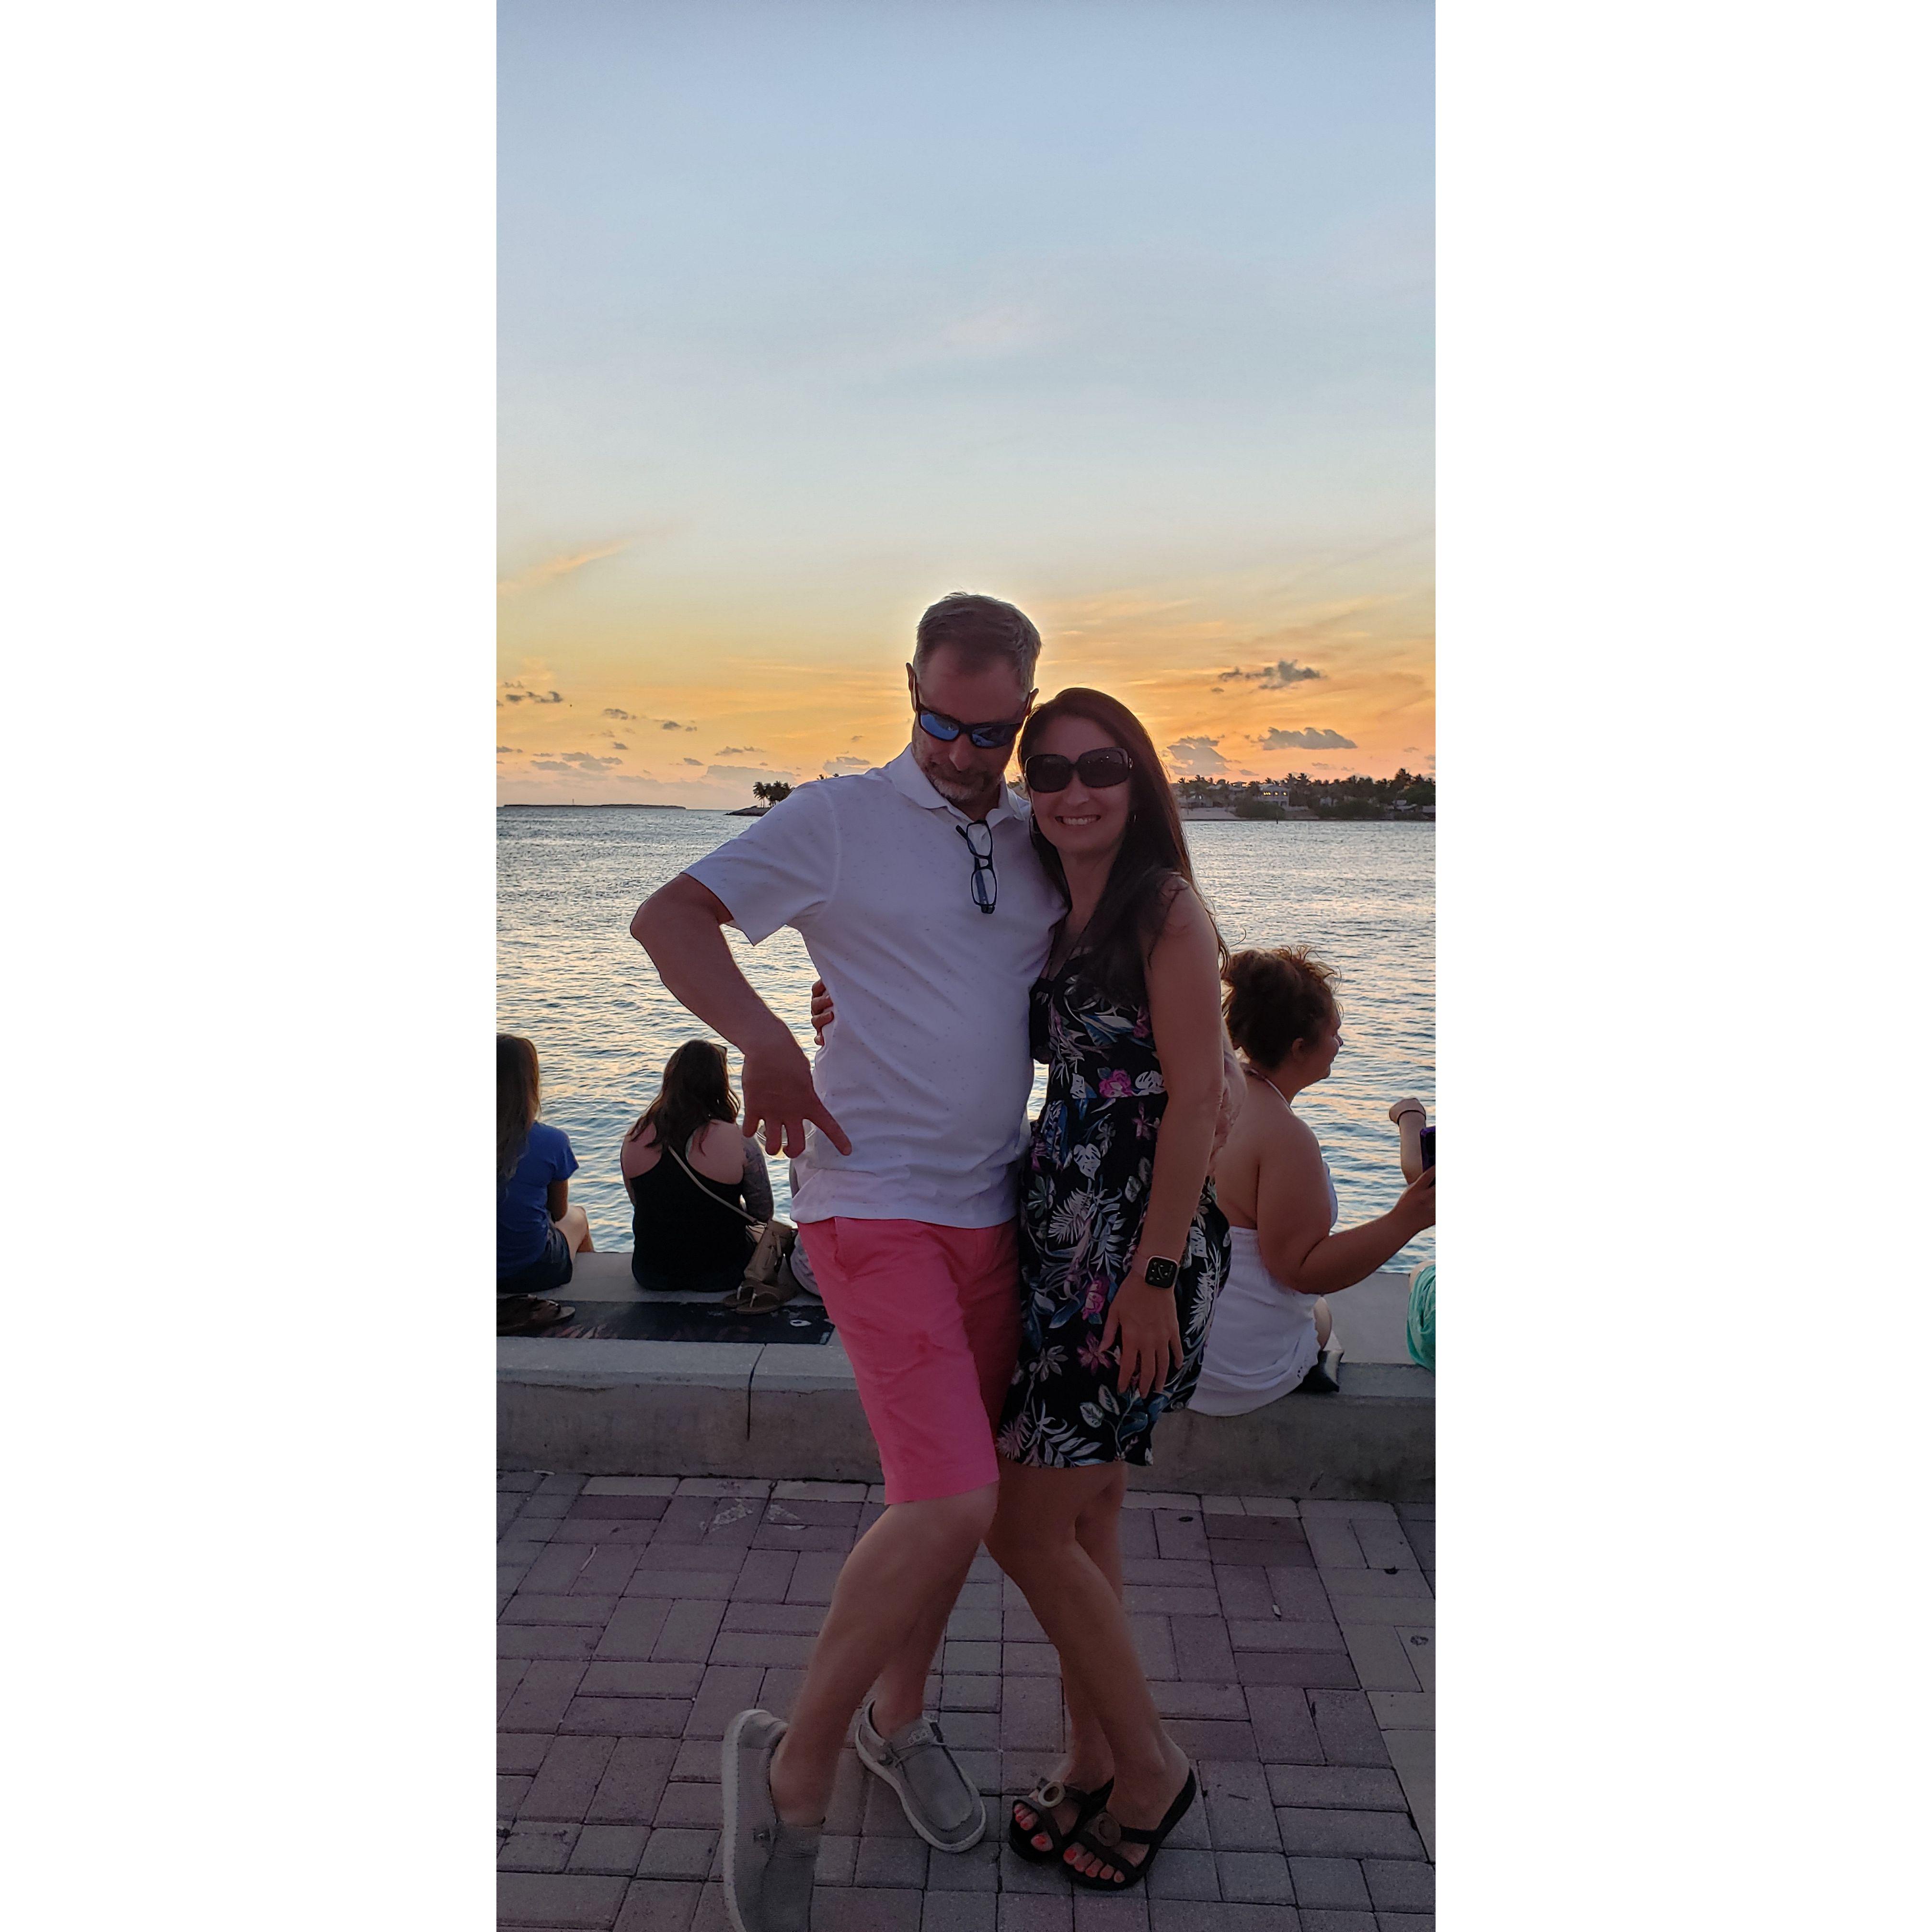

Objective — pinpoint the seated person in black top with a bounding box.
[621,1039,775,1292]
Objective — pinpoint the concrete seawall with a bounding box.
[501,1254,1432,1500]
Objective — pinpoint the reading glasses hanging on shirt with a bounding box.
[956,820,997,913]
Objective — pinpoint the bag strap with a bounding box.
[663,1138,766,1228]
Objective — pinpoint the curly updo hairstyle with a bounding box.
[1222,947,1340,1068]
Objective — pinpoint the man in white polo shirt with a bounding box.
[631,593,1061,1929]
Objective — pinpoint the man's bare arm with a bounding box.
[630,874,851,1158]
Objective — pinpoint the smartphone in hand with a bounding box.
[1420,1126,1436,1171]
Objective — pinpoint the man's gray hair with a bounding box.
[913,592,1042,690]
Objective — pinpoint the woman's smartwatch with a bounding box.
[1141,1255,1180,1290]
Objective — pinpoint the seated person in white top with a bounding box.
[1191,947,1436,1414]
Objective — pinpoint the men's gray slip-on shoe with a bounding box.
[853,1698,987,1852]
[721,1708,820,1932]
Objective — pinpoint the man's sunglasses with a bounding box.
[913,688,1032,751]
[1023,748,1135,793]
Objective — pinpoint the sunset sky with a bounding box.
[499,1,1433,807]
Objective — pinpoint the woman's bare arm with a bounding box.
[1257,1117,1435,1297]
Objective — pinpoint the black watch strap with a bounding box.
[1141,1255,1180,1290]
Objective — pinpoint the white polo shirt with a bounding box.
[686,747,1064,1228]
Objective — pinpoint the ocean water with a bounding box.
[497,808,1435,1266]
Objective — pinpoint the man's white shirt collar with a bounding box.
[883,744,1028,827]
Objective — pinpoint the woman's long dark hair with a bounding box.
[497,1033,541,1182]
[626,1039,740,1162]
[1019,687,1222,1002]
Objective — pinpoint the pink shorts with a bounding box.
[798,1218,1021,1505]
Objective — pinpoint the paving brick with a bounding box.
[624,1566,742,1600]
[585,1476,680,1496]
[1237,1496,1301,1518]
[1003,1601,1048,1643]
[1317,1594,1431,1630]
[945,1673,1003,1716]
[856,1835,930,1887]
[597,1604,674,1661]
[1150,1906,1302,1931]
[1318,1571,1431,1605]
[572,1495,676,1521]
[1276,1810,1424,1860]
[1392,1630,1433,1693]
[497,1870,629,1927]
[1231,1650,1359,1690]
[1351,1520,1417,1572]
[1298,1501,1395,1522]
[571,1825,650,1875]
[1228,1621,1345,1653]
[503,1470,545,1492]
[1307,1692,1391,1769]
[1004,1643,1058,1677]
[1339,1624,1419,1694]
[1246,1685,1322,1763]
[937,1710,998,1749]
[710,1631,815,1667]
[760,1667,807,1720]
[525,1735,621,1821]
[1200,1495,1246,1516]
[815,1834,858,1885]
[1170,1615,1237,1681]
[1210,1538,1314,1569]
[1379,1730,1433,1860]
[675,1477,771,1498]
[559,1518,666,1545]
[1201,1760,1279,1849]
[654,1599,726,1662]
[812,1891,923,1931]
[1123,1585,1221,1616]
[685,1665,765,1738]
[1263,1766,1408,1811]
[754,1521,856,1552]
[504,1660,590,1732]
[1206,1514,1311,1547]
[1216,1850,1293,1902]
[1261,1568,1337,1622]
[1299,1917,1374,1932]
[1376,1918,1431,1932]
[923,1895,998,1931]
[1366,1692,1431,1731]
[521,1490,578,1518]
[1127,1614,1177,1680]
[945,1640,1003,1675]
[731,1548,798,1601]
[653,1782,721,1829]
[1302,1522,1366,1570]
[1143,1845,1220,1898]
[1398,1520,1434,1569]
[924,1839,1002,1890]
[721,1599,824,1635]
[503,1732,553,1774]
[672,1738,720,1782]
[506,1592,621,1626]
[1071,1893,1149,1930]
[999,1675,1073,1749]
[636,1828,717,1880]
[501,1823,578,1871]
[1153,1512,1210,1562]
[1361,1860,1433,1912]
[1123,1557,1217,1587]
[1115,1513,1157,1560]
[947,1606,1002,1642]
[528,1542,601,1592]
[576,1544,648,1594]
[1165,1718,1258,1761]
[774,1478,870,1500]
[587,1737,678,1825]
[1288,1855,1371,1907]
[502,1656,529,1714]
[1150,1680,1249,1720]
[1212,1569,1276,1621]
[500,1774,534,1819]
[562,1698,692,1738]
[786,1552,848,1604]
[580,1662,707,1700]
[689,1882,731,1932]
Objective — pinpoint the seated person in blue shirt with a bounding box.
[497,1033,593,1333]
[621,1039,774,1293]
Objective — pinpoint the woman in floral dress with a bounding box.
[985,688,1231,1895]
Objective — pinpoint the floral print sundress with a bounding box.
[996,953,1231,1469]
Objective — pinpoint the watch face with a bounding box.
[1143,1256,1179,1289]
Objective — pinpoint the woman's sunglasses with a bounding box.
[1023,747,1134,793]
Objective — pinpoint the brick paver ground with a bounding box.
[499,1473,1435,1931]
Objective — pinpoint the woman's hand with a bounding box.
[808,978,835,1045]
[1388,1096,1426,1127]
[1396,1165,1436,1232]
[1103,1270,1183,1398]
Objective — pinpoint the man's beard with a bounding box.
[917,749,1001,810]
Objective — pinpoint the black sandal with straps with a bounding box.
[1064,1767,1199,1891]
[1007,1775,1114,1864]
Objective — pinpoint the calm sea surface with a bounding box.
[497,808,1435,1267]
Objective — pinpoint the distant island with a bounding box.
[1173,769,1434,822]
[498,802,687,810]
